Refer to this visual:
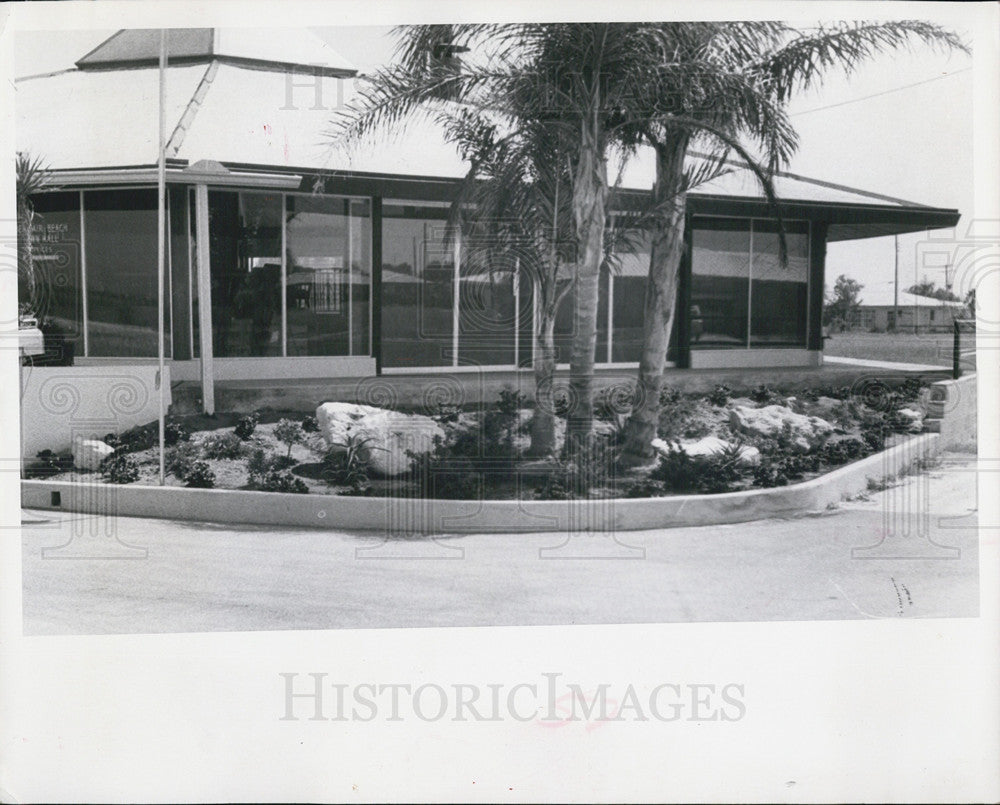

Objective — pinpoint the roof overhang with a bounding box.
[45,162,303,190]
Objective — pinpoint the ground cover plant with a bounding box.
[25,377,930,499]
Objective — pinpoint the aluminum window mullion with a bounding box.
[452,229,460,367]
[281,193,287,358]
[747,220,754,349]
[79,190,88,357]
[347,200,354,357]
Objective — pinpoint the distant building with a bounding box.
[853,284,967,332]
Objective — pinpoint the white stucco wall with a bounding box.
[19,365,171,459]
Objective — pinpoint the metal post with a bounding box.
[156,29,167,485]
[953,319,961,379]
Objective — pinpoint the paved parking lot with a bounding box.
[20,455,980,635]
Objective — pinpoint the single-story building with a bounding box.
[851,284,968,333]
[17,28,961,417]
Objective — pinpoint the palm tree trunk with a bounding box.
[620,141,688,467]
[528,303,558,457]
[566,133,608,447]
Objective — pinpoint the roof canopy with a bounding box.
[17,28,960,242]
[76,28,357,76]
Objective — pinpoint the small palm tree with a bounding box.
[15,151,51,319]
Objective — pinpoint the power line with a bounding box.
[791,67,972,116]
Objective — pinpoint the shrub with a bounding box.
[752,458,789,488]
[184,461,216,489]
[622,477,664,498]
[483,388,525,453]
[166,441,201,480]
[659,386,681,407]
[201,431,246,460]
[105,423,156,454]
[657,394,700,441]
[410,450,480,499]
[434,404,461,424]
[100,453,140,484]
[255,469,308,494]
[301,414,319,433]
[321,433,376,489]
[273,418,304,459]
[650,443,744,494]
[750,384,776,404]
[533,466,575,500]
[234,412,259,441]
[820,437,869,466]
[246,447,284,485]
[164,420,190,446]
[24,449,73,479]
[707,385,731,407]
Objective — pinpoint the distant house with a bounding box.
[16,27,961,414]
[853,284,967,333]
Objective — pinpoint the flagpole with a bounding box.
[157,30,167,485]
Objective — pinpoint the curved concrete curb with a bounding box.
[21,434,939,533]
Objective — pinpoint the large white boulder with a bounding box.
[316,402,445,477]
[651,436,760,465]
[729,404,834,452]
[72,437,114,471]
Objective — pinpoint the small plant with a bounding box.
[707,384,731,407]
[201,431,246,460]
[234,412,259,441]
[866,476,891,493]
[752,457,789,488]
[24,449,73,478]
[410,450,480,499]
[246,447,284,485]
[164,419,190,446]
[184,461,216,489]
[273,418,305,460]
[434,403,461,424]
[255,469,308,494]
[621,477,664,498]
[100,453,140,484]
[750,384,775,404]
[482,388,527,458]
[105,423,157,454]
[322,433,377,489]
[301,414,319,433]
[533,466,575,500]
[166,441,201,480]
[650,443,744,494]
[659,386,681,407]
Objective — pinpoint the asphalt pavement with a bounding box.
[20,453,980,634]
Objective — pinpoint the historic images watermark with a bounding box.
[279,672,746,724]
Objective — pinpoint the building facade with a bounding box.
[17,28,960,412]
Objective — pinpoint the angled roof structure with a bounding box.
[16,27,960,243]
[859,284,968,308]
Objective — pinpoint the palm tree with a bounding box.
[332,22,674,446]
[439,110,578,456]
[16,151,51,318]
[617,21,969,466]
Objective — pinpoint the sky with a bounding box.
[14,22,976,304]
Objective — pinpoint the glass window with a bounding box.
[381,204,455,368]
[286,195,371,357]
[458,246,518,367]
[169,186,193,360]
[85,188,168,357]
[554,268,609,365]
[749,220,809,347]
[28,192,83,356]
[691,218,751,348]
[611,228,649,363]
[208,191,282,358]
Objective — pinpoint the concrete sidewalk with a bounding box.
[20,455,980,635]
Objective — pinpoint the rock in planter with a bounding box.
[651,436,761,466]
[72,437,114,471]
[729,404,834,452]
[897,407,925,433]
[316,402,445,477]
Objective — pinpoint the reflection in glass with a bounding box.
[28,192,83,357]
[381,204,454,368]
[286,196,371,357]
[691,218,751,348]
[85,188,167,357]
[749,220,809,347]
[209,191,281,357]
